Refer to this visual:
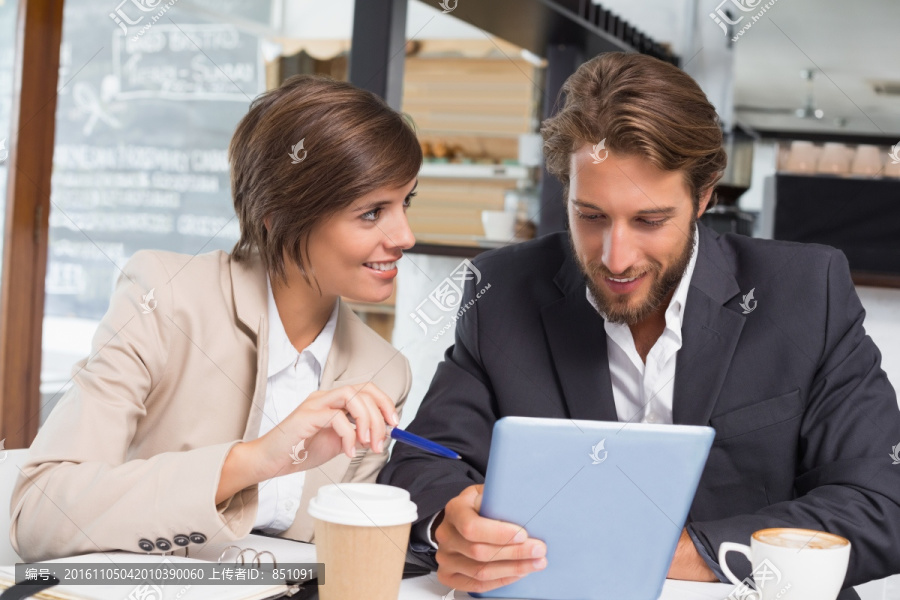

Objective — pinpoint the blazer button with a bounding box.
[173,534,190,547]
[189,532,206,544]
[138,539,154,552]
[155,538,172,552]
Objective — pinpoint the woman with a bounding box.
[10,75,421,562]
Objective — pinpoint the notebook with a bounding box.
[0,533,317,600]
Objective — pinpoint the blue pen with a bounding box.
[387,426,461,460]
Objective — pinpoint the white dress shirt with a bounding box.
[252,276,339,534]
[586,223,699,425]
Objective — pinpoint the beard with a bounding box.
[571,215,697,326]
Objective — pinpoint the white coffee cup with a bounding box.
[481,210,516,241]
[308,483,418,600]
[718,527,851,600]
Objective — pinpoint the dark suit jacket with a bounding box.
[379,222,900,597]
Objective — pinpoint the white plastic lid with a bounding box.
[307,483,418,527]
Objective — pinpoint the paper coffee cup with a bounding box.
[308,483,418,600]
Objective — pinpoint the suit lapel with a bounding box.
[672,223,745,425]
[319,301,354,390]
[541,253,618,422]
[241,314,269,441]
[230,251,268,342]
[226,251,271,441]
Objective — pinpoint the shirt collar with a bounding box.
[664,222,700,335]
[586,222,700,340]
[266,274,339,378]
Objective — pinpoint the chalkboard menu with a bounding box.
[46,0,270,320]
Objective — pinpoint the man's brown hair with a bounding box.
[541,52,727,211]
[229,75,422,284]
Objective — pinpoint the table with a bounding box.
[400,573,735,599]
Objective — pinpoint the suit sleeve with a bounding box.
[689,250,900,587]
[378,275,498,563]
[9,251,258,563]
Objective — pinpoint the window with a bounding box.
[40,0,359,422]
[40,0,273,420]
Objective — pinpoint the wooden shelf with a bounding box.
[409,238,521,259]
[419,163,530,180]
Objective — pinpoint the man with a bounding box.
[378,53,900,598]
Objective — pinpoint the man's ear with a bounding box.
[264,215,272,232]
[697,187,714,218]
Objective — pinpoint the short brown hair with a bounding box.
[541,53,726,211]
[230,75,422,284]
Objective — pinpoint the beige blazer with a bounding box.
[9,249,411,562]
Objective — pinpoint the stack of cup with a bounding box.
[850,144,884,176]
[784,141,819,174]
[816,142,851,175]
[308,483,418,600]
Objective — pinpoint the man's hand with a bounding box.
[667,529,718,581]
[434,485,547,593]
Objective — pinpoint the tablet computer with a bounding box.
[473,416,714,600]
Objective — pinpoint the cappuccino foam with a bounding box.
[754,528,848,550]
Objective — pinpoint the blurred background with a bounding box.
[1,0,899,595]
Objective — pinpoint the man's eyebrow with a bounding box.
[572,200,678,216]
[635,206,678,216]
[571,199,601,210]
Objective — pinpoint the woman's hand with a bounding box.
[254,382,399,479]
[216,382,399,504]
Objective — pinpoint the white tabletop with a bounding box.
[400,572,734,599]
